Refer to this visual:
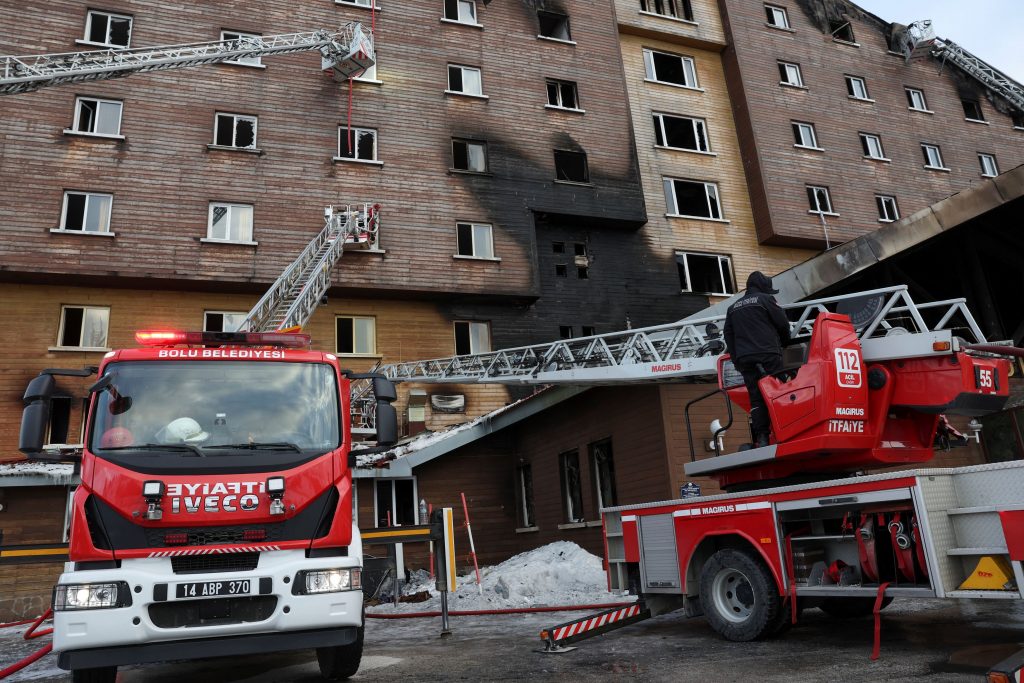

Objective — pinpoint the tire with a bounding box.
[317,625,364,681]
[698,547,783,641]
[819,596,893,618]
[71,667,117,683]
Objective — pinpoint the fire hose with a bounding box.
[0,608,54,680]
[365,601,634,619]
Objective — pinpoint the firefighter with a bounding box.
[723,271,791,448]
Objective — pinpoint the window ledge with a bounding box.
[639,10,698,26]
[878,219,896,223]
[62,129,125,141]
[223,61,266,69]
[50,228,116,237]
[655,145,716,156]
[1014,126,1024,131]
[848,96,875,103]
[200,238,259,246]
[965,118,990,125]
[554,179,594,187]
[557,522,587,530]
[332,156,383,166]
[765,23,795,32]
[924,165,951,173]
[832,39,860,47]
[515,526,540,534]
[644,79,704,92]
[350,247,386,254]
[444,90,489,100]
[353,78,384,85]
[982,173,998,179]
[207,144,262,154]
[779,82,808,90]
[909,107,934,114]
[74,39,126,49]
[584,520,603,528]
[453,254,502,262]
[544,104,585,114]
[440,17,483,29]
[808,211,840,217]
[449,168,492,176]
[536,35,576,46]
[665,214,730,224]
[336,353,384,359]
[793,144,824,152]
[48,346,112,353]
[863,156,892,163]
[334,1,381,10]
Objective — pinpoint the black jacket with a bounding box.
[723,276,791,361]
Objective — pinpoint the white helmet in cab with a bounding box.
[158,417,209,444]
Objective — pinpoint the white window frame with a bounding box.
[454,320,491,355]
[792,121,820,149]
[663,177,724,221]
[845,75,870,101]
[336,126,379,163]
[875,195,899,223]
[338,0,376,7]
[56,305,111,350]
[653,112,710,153]
[446,63,485,97]
[764,4,790,29]
[336,315,377,356]
[221,31,263,67]
[82,10,132,48]
[452,139,488,173]
[806,185,837,216]
[455,222,496,260]
[962,99,986,123]
[905,87,930,112]
[69,96,123,137]
[206,202,255,243]
[203,311,249,333]
[676,251,735,296]
[640,0,695,22]
[373,477,419,528]
[921,143,948,171]
[979,153,999,178]
[213,112,258,149]
[643,48,699,89]
[443,0,478,25]
[778,61,803,87]
[860,133,887,161]
[545,79,581,111]
[59,191,113,234]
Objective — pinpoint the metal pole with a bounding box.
[461,492,483,595]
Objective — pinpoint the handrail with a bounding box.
[684,388,734,463]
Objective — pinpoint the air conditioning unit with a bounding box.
[430,394,466,414]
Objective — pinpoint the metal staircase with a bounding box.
[243,204,380,333]
[1,24,374,95]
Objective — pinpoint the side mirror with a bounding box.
[372,377,397,402]
[19,374,55,458]
[375,402,398,447]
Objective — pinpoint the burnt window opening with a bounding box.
[640,0,694,21]
[546,79,579,109]
[538,11,572,41]
[962,99,985,121]
[554,150,589,183]
[590,440,617,509]
[454,320,490,355]
[577,267,589,279]
[559,449,584,523]
[555,264,568,278]
[581,326,596,337]
[552,242,565,254]
[830,19,855,43]
[559,326,574,339]
[676,251,735,295]
[653,113,709,152]
[47,396,73,445]
[1013,114,1024,129]
[574,243,587,256]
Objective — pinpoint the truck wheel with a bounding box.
[71,667,117,683]
[699,547,782,641]
[317,625,364,681]
[819,596,892,618]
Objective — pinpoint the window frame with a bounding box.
[653,112,711,153]
[663,177,724,221]
[59,191,113,234]
[516,462,536,530]
[545,79,581,111]
[859,133,888,161]
[830,20,856,43]
[455,221,496,260]
[212,112,258,150]
[845,75,871,101]
[553,149,590,184]
[764,4,790,29]
[962,99,986,123]
[806,185,836,216]
[443,0,479,25]
[676,251,735,296]
[338,0,377,7]
[206,202,255,244]
[979,153,999,178]
[537,10,573,43]
[559,449,585,524]
[336,126,379,163]
[69,96,123,137]
[56,304,111,350]
[221,30,264,67]
[921,143,948,171]
[451,138,489,173]
[335,315,377,356]
[373,477,419,528]
[590,439,617,510]
[453,320,491,356]
[905,87,930,112]
[82,10,133,48]
[446,63,485,97]
[791,121,820,149]
[203,311,249,333]
[875,195,899,223]
[778,61,804,88]
[640,0,695,22]
[643,48,699,89]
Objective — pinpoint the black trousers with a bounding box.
[734,353,784,437]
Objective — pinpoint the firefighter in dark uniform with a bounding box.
[723,271,791,448]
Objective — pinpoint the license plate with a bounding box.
[175,579,251,599]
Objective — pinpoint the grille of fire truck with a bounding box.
[146,525,281,548]
[149,596,277,628]
[171,552,261,575]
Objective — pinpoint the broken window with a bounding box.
[452,139,488,172]
[336,316,376,355]
[806,185,834,214]
[554,150,589,183]
[875,195,899,222]
[444,0,477,24]
[845,75,869,100]
[574,243,587,257]
[58,305,110,348]
[46,396,73,445]
[207,202,254,242]
[1014,114,1024,130]
[590,440,617,509]
[676,251,735,295]
[538,11,572,41]
[979,153,999,178]
[778,61,803,87]
[577,266,589,279]
[653,113,709,152]
[555,264,568,278]
[764,4,789,28]
[663,178,722,219]
[792,121,819,148]
[962,99,985,122]
[644,49,698,88]
[546,79,580,109]
[214,113,257,149]
[204,311,248,333]
[84,10,132,47]
[72,97,122,136]
[61,191,112,232]
[921,143,946,169]
[516,462,536,529]
[222,31,262,67]
[859,133,886,159]
[581,326,596,336]
[337,127,378,161]
[559,450,584,523]
[640,0,694,21]
[454,321,490,355]
[374,478,418,528]
[448,64,483,96]
[456,222,494,258]
[905,87,928,111]
[552,242,565,254]
[830,19,855,42]
[559,326,574,339]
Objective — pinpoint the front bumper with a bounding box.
[53,550,362,668]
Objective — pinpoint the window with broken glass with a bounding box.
[546,79,580,110]
[664,178,722,220]
[554,150,589,183]
[590,440,618,509]
[559,449,585,523]
[454,321,491,355]
[456,222,494,258]
[71,97,122,136]
[452,139,488,172]
[653,113,709,152]
[204,311,249,333]
[213,113,257,149]
[221,31,263,67]
[644,49,698,88]
[875,195,899,222]
[676,251,735,295]
[337,127,378,162]
[58,305,110,349]
[516,463,536,529]
[640,0,694,21]
[83,10,132,47]
[375,479,418,528]
[806,185,835,215]
[447,64,483,96]
[61,191,112,233]
[538,11,572,41]
[444,0,477,24]
[830,19,855,42]
[207,203,254,242]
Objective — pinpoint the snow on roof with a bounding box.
[0,461,78,487]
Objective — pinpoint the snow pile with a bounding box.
[367,541,630,613]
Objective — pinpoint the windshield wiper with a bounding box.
[205,442,303,453]
[99,443,206,457]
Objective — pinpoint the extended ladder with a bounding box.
[0,24,374,95]
[243,204,380,333]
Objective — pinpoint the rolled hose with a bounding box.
[0,608,54,680]
[365,601,634,619]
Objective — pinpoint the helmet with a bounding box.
[100,427,134,448]
[158,417,209,444]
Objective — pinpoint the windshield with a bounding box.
[89,361,341,457]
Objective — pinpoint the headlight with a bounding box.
[293,568,361,595]
[53,582,131,611]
